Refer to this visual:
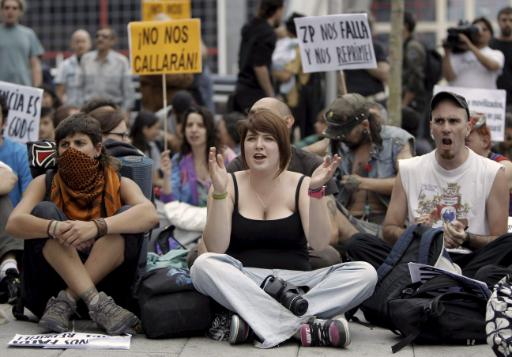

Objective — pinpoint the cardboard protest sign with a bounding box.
[128,19,202,75]
[9,332,131,350]
[141,0,191,21]
[294,13,376,73]
[0,81,43,143]
[434,85,506,142]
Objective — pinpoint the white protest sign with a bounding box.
[0,81,43,143]
[294,13,376,73]
[8,332,131,350]
[434,85,506,142]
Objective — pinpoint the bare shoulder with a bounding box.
[281,171,309,187]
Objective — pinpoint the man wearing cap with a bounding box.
[324,93,414,228]
[348,91,511,284]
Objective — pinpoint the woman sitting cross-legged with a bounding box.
[6,113,159,334]
[191,108,377,348]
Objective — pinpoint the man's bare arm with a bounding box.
[254,65,274,97]
[30,56,42,87]
[382,172,408,245]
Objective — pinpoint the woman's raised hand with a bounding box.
[310,154,342,190]
[208,147,228,194]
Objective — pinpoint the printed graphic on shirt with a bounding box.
[415,182,470,227]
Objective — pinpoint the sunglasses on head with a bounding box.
[469,112,486,129]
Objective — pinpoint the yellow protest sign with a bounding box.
[128,19,202,75]
[141,0,191,21]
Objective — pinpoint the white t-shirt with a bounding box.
[399,149,502,235]
[449,46,504,89]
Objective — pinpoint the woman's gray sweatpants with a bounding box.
[191,252,377,348]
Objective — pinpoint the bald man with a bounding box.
[55,29,92,106]
[227,97,358,267]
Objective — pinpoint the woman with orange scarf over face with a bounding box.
[6,113,158,335]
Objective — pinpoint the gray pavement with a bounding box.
[0,303,494,357]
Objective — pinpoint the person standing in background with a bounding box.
[231,0,284,112]
[81,27,135,112]
[0,0,43,86]
[55,29,91,107]
[491,7,512,109]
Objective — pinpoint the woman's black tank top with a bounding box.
[226,173,311,271]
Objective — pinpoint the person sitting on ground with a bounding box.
[81,97,118,114]
[130,111,163,187]
[6,113,159,334]
[38,106,55,141]
[226,97,351,267]
[191,108,377,349]
[323,94,415,226]
[465,111,512,216]
[53,105,79,128]
[494,112,512,160]
[88,106,143,157]
[160,106,235,205]
[347,91,511,287]
[0,161,21,304]
[218,112,244,155]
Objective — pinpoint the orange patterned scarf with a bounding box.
[51,147,122,221]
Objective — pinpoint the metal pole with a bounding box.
[99,0,108,27]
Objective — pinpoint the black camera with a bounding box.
[445,21,479,53]
[260,275,308,316]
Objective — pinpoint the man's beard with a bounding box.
[502,27,512,37]
[439,149,455,160]
[342,131,371,150]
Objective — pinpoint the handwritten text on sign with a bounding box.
[141,0,191,21]
[294,14,376,73]
[434,85,506,142]
[0,81,42,143]
[128,19,201,75]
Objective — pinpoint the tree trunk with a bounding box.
[387,0,404,127]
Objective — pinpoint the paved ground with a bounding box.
[0,303,494,357]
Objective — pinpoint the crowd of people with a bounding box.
[2,0,512,351]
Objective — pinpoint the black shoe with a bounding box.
[229,314,253,345]
[0,268,20,305]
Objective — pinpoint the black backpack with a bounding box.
[389,274,489,353]
[404,38,442,93]
[360,224,446,329]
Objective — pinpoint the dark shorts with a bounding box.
[23,201,144,318]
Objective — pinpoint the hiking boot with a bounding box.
[0,268,21,305]
[38,291,76,333]
[229,314,253,345]
[300,316,351,348]
[88,292,140,335]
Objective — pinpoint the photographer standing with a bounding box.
[442,17,504,89]
[491,7,512,108]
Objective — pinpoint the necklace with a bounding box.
[249,175,279,220]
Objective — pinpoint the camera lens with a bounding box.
[284,293,309,316]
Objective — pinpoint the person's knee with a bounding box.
[352,261,378,287]
[190,252,221,280]
[31,201,61,220]
[345,233,376,257]
[475,265,512,287]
